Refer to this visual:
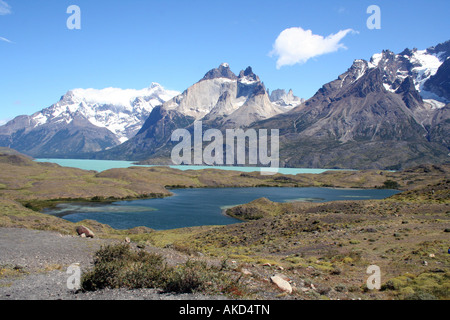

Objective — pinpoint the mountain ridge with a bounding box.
[0,83,179,157]
[0,40,449,169]
[130,40,450,169]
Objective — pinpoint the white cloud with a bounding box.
[270,27,357,69]
[0,0,11,15]
[0,36,12,43]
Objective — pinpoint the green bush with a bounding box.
[382,180,400,189]
[381,271,450,300]
[81,244,168,291]
[81,244,245,296]
[163,260,211,293]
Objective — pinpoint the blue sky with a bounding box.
[0,0,449,123]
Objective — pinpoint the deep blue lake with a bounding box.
[43,187,399,230]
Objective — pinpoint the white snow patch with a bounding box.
[214,78,235,83]
[340,74,349,87]
[235,99,246,107]
[410,50,442,92]
[32,113,48,126]
[423,99,446,109]
[355,64,367,82]
[383,83,395,92]
[370,53,383,67]
[239,77,258,85]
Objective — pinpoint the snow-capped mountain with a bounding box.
[163,63,288,127]
[96,64,297,160]
[0,83,179,157]
[368,41,450,107]
[256,40,450,169]
[33,83,179,143]
[2,40,448,168]
[97,41,450,169]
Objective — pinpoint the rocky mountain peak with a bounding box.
[149,82,163,89]
[201,63,237,81]
[426,39,450,60]
[238,66,260,82]
[60,90,77,104]
[238,67,260,84]
[269,88,303,109]
[370,49,396,68]
[398,47,417,58]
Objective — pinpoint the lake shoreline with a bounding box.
[3,151,446,234]
[35,158,349,175]
[42,187,400,230]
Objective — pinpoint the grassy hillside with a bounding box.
[143,180,449,299]
[0,149,449,299]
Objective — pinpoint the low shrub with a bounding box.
[381,271,450,300]
[81,244,245,296]
[81,244,168,291]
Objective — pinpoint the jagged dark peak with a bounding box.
[396,76,423,106]
[201,63,237,81]
[382,49,396,56]
[426,39,450,60]
[369,49,396,65]
[399,47,414,57]
[238,66,260,83]
[309,59,376,100]
[342,68,386,98]
[349,59,370,71]
[239,66,254,77]
[395,76,417,94]
[377,49,396,60]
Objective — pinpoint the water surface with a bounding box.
[44,187,399,230]
[35,158,343,175]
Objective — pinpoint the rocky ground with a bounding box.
[0,226,377,301]
[0,227,229,300]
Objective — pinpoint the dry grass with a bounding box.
[0,151,449,299]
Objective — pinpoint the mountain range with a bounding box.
[0,83,179,157]
[0,40,449,169]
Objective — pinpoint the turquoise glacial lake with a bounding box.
[43,187,400,231]
[35,158,342,175]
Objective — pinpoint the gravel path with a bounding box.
[0,228,228,300]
